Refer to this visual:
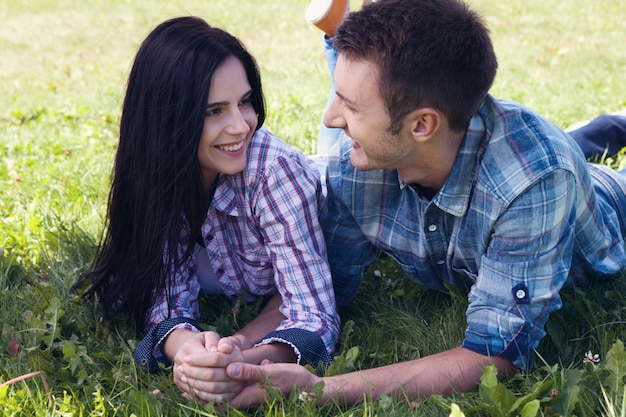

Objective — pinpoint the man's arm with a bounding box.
[320,347,516,404]
[226,347,517,408]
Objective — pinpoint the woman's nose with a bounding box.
[226,108,251,135]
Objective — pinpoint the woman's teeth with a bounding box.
[217,141,243,152]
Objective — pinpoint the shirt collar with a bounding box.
[211,175,239,216]
[399,95,496,217]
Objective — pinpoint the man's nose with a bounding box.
[323,95,346,130]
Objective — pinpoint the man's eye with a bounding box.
[342,102,356,113]
[206,108,221,117]
[239,98,253,107]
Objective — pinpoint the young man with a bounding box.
[183,0,626,407]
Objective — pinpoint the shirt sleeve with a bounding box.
[320,154,378,307]
[134,319,201,372]
[134,234,203,371]
[462,169,577,371]
[252,153,340,368]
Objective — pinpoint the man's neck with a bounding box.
[397,129,466,191]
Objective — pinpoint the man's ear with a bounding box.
[408,108,441,142]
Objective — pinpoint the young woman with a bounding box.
[74,16,339,402]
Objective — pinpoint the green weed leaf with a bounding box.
[479,364,517,416]
[550,368,581,416]
[449,403,465,417]
[605,339,626,393]
[519,399,540,417]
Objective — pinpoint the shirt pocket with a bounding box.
[238,248,274,294]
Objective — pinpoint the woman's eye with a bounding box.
[239,98,253,107]
[205,108,221,117]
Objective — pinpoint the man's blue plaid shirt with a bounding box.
[322,95,626,371]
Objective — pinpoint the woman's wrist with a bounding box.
[162,328,199,361]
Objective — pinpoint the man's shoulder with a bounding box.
[481,98,577,156]
[473,98,583,199]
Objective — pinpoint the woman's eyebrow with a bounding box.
[206,89,253,109]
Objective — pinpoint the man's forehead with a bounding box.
[336,54,378,75]
[335,55,380,99]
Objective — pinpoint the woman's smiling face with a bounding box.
[198,56,258,188]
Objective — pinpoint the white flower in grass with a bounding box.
[298,391,317,402]
[583,350,600,365]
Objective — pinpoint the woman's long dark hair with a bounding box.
[73,16,266,329]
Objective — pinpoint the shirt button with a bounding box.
[515,289,526,299]
[428,224,437,232]
[260,261,266,267]
[437,259,445,265]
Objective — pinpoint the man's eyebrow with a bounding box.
[335,91,358,107]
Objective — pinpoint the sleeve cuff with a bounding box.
[462,321,534,372]
[256,328,332,372]
[134,317,201,372]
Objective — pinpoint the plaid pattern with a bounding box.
[141,128,339,369]
[322,95,626,370]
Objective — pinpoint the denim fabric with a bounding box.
[568,114,626,159]
[316,35,343,154]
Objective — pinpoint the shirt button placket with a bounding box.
[425,216,447,272]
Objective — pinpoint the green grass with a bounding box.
[1,0,626,416]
